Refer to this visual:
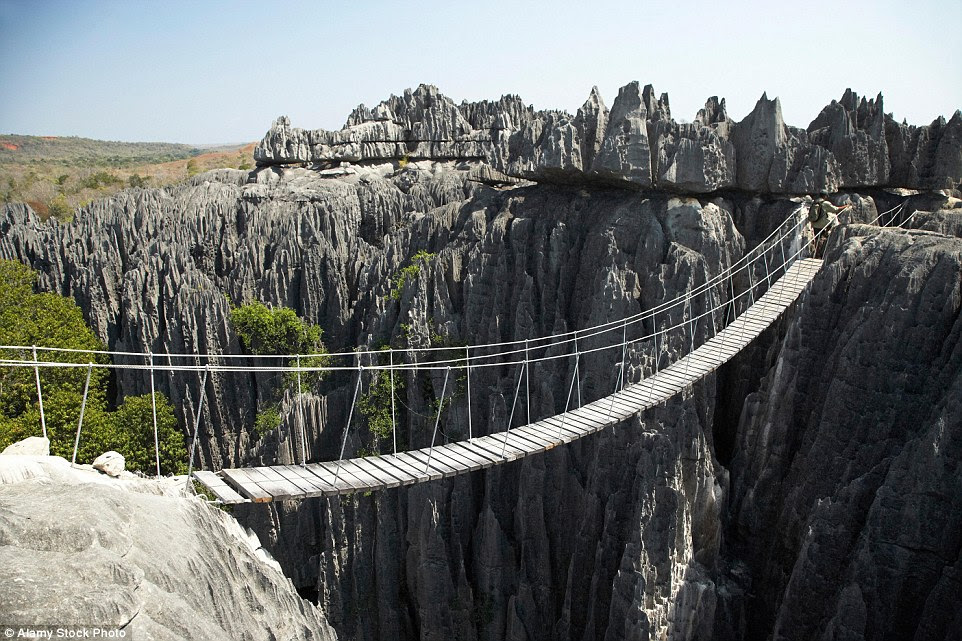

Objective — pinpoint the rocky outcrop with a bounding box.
[255,84,961,193]
[722,226,962,639]
[1,83,960,641]
[0,455,336,640]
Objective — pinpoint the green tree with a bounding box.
[230,301,324,356]
[127,173,150,188]
[111,393,187,475]
[230,301,331,434]
[47,193,72,220]
[186,158,200,177]
[0,260,184,474]
[358,348,406,444]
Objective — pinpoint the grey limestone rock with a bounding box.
[0,458,336,640]
[2,82,961,641]
[807,89,890,187]
[591,81,653,187]
[92,450,125,477]
[723,226,962,640]
[1,436,50,456]
[254,83,960,194]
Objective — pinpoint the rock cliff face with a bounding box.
[1,83,960,640]
[722,226,962,641]
[0,456,335,640]
[255,83,962,193]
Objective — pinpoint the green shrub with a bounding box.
[358,350,405,443]
[230,301,331,434]
[0,260,184,474]
[254,405,281,437]
[230,301,323,356]
[47,193,72,220]
[389,251,436,301]
[127,173,150,188]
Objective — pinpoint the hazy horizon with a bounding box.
[1,0,960,145]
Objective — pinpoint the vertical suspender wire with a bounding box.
[648,328,660,408]
[72,363,93,466]
[779,230,788,280]
[574,330,582,409]
[390,350,397,458]
[683,293,692,379]
[32,345,46,439]
[296,353,307,467]
[149,352,160,476]
[425,367,451,473]
[524,339,531,427]
[465,345,472,439]
[687,296,696,387]
[609,319,628,422]
[618,318,628,392]
[501,362,525,458]
[763,246,772,294]
[334,363,363,483]
[763,247,772,289]
[559,351,579,439]
[185,365,210,491]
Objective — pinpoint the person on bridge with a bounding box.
[808,194,850,258]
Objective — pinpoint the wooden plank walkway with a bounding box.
[194,259,822,503]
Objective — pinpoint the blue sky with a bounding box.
[1,0,959,144]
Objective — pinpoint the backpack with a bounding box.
[808,200,821,223]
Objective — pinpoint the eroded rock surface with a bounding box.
[723,227,962,640]
[0,456,336,640]
[255,84,962,193]
[1,83,960,641]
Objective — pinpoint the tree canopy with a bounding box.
[0,260,186,474]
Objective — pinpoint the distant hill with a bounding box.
[0,135,256,219]
[0,134,204,166]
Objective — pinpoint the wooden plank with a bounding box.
[221,468,273,503]
[274,465,332,497]
[501,429,547,454]
[470,436,524,462]
[252,466,305,500]
[332,459,383,491]
[620,382,675,406]
[450,440,502,467]
[434,443,485,472]
[268,466,325,498]
[574,404,626,428]
[406,448,460,478]
[393,451,443,481]
[365,455,418,486]
[552,411,598,435]
[583,397,638,421]
[293,464,342,495]
[442,441,495,469]
[515,422,565,447]
[476,433,529,459]
[374,453,433,483]
[308,462,366,493]
[192,471,248,504]
[529,417,580,444]
[350,457,403,489]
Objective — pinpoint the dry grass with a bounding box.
[1,142,257,220]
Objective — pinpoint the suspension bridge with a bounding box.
[0,202,907,504]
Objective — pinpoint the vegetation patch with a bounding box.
[389,250,436,301]
[229,301,331,436]
[0,260,185,474]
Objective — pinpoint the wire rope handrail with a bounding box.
[0,199,904,379]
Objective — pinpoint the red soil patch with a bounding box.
[1,143,19,151]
